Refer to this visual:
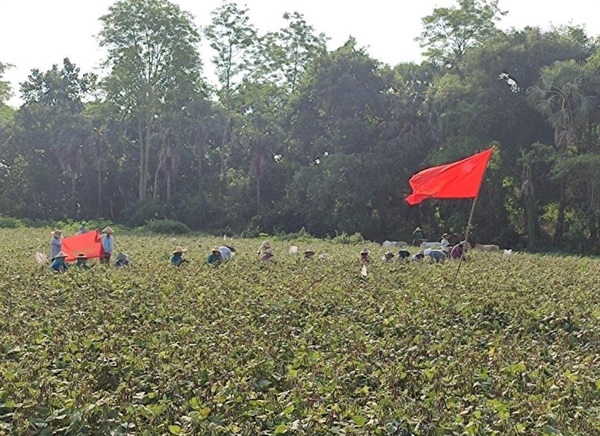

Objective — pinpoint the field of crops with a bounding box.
[1,228,599,435]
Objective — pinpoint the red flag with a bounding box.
[406,148,494,205]
[61,230,103,261]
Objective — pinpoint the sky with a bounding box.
[1,0,599,107]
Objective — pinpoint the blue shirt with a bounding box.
[101,234,114,255]
[50,237,61,259]
[51,258,68,273]
[171,254,185,266]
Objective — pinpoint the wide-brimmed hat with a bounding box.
[51,229,62,237]
[384,251,394,257]
[53,251,67,259]
[212,246,221,253]
[262,241,271,249]
[360,248,369,255]
[442,233,449,238]
[173,246,187,254]
[115,252,128,261]
[304,249,315,254]
[76,253,87,259]
[102,226,114,234]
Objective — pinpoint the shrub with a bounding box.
[331,231,364,245]
[0,217,21,228]
[144,219,190,235]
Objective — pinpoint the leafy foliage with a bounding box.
[144,219,191,235]
[1,229,599,434]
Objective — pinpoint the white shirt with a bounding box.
[441,238,451,253]
[219,246,233,261]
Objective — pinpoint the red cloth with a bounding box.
[61,230,103,262]
[406,148,494,205]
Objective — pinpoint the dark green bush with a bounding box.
[0,217,21,228]
[331,231,364,245]
[144,219,190,235]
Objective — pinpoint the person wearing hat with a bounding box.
[450,241,468,261]
[257,240,271,258]
[260,248,274,261]
[76,222,88,235]
[217,245,236,261]
[50,251,69,273]
[382,251,395,263]
[74,253,90,269]
[412,226,425,246]
[100,227,115,264]
[304,249,315,259]
[360,248,371,264]
[50,230,62,260]
[171,247,188,267]
[207,246,223,265]
[440,233,452,256]
[115,252,130,267]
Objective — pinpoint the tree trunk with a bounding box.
[153,163,161,200]
[554,177,566,244]
[97,167,102,215]
[144,119,152,200]
[167,170,172,202]
[137,118,146,201]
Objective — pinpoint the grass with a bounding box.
[0,228,599,435]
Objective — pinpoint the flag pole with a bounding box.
[452,196,477,287]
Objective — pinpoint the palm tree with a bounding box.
[527,59,596,243]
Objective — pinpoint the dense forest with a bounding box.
[1,0,600,252]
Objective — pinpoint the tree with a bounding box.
[417,0,506,68]
[18,58,96,216]
[260,12,328,94]
[527,59,597,242]
[99,0,203,201]
[204,1,259,184]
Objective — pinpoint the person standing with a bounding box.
[50,230,62,259]
[100,227,115,264]
[412,226,425,246]
[441,233,452,256]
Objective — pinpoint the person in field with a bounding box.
[115,252,130,267]
[261,248,274,261]
[50,251,68,273]
[257,240,272,258]
[76,222,88,235]
[100,227,115,264]
[74,253,90,269]
[450,241,468,261]
[424,248,445,262]
[412,226,425,246]
[360,248,371,264]
[218,245,235,261]
[50,229,62,259]
[382,251,395,262]
[171,247,188,266]
[441,233,452,256]
[207,247,223,265]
